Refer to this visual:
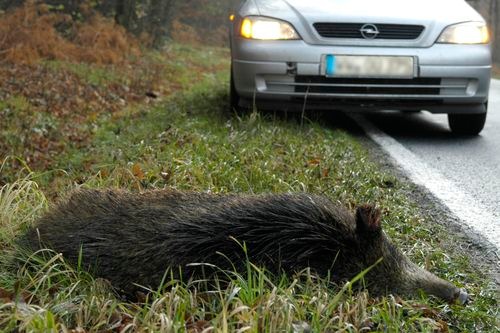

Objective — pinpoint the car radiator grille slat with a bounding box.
[313,23,425,39]
[294,77,441,95]
[263,77,470,98]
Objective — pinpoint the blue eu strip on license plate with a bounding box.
[326,55,336,76]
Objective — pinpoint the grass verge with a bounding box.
[0,44,498,332]
[492,64,500,80]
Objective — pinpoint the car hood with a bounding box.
[255,0,482,23]
[250,0,484,47]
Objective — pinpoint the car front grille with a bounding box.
[313,23,425,40]
[263,76,470,99]
[294,77,441,95]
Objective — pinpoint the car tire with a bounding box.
[448,110,487,136]
[230,66,246,114]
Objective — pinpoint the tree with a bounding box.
[143,0,178,48]
[115,0,136,31]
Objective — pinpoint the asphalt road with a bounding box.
[360,79,500,247]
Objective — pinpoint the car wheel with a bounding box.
[448,111,487,136]
[230,66,245,114]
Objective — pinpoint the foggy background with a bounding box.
[468,0,499,64]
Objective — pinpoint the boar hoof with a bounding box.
[456,289,469,305]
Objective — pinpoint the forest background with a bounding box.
[0,0,240,51]
[1,0,498,64]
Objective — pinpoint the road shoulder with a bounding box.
[354,117,500,288]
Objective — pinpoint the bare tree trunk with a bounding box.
[97,0,117,18]
[146,0,177,48]
[115,0,137,31]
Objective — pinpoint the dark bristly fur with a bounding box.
[20,189,467,303]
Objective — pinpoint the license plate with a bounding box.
[324,55,414,78]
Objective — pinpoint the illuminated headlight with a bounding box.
[437,22,489,44]
[240,16,300,40]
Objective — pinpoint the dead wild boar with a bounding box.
[20,189,468,304]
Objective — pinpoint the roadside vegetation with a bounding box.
[0,3,498,332]
[493,64,500,79]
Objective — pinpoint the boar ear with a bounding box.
[356,205,382,234]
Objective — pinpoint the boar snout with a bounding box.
[406,262,469,305]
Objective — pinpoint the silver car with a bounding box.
[229,0,492,135]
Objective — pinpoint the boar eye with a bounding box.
[355,205,382,234]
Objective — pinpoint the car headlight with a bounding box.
[437,22,489,44]
[240,16,300,40]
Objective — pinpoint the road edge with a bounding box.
[349,113,500,252]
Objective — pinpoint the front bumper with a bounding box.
[231,39,491,113]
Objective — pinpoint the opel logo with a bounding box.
[360,24,380,39]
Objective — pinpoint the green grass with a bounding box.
[0,44,498,332]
